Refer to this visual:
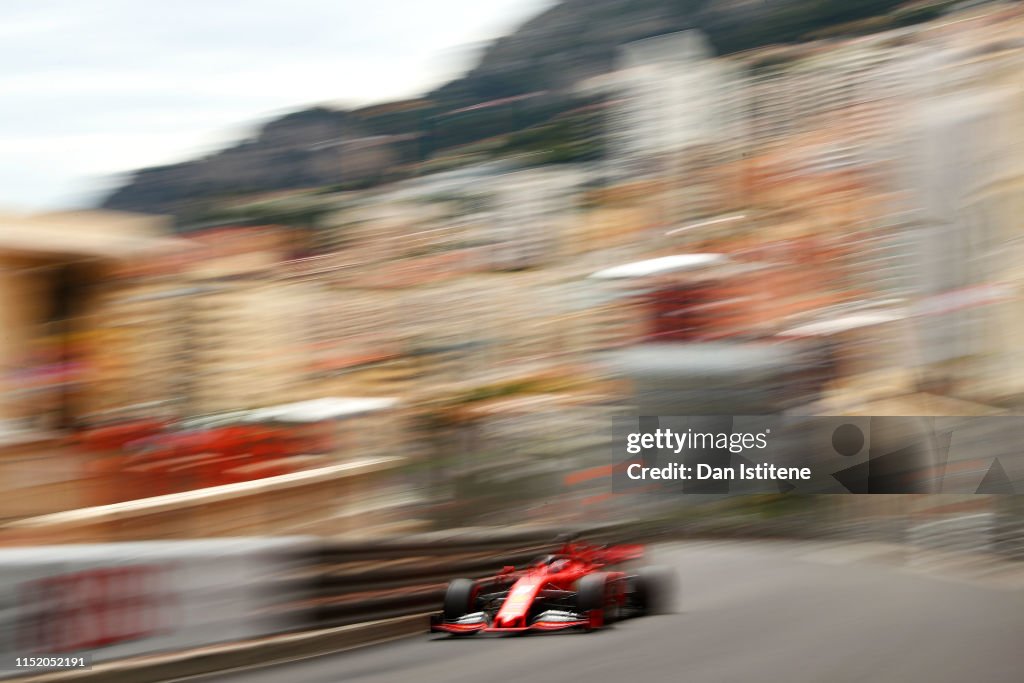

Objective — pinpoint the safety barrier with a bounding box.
[993,517,1024,560]
[0,538,314,679]
[906,512,1024,561]
[906,513,996,554]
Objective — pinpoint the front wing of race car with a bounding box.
[429,609,601,634]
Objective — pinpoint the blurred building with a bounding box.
[88,225,317,416]
[610,31,748,225]
[612,31,746,159]
[483,167,581,271]
[0,210,186,519]
[899,40,1024,401]
[0,210,186,430]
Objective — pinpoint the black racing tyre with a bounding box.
[633,565,676,616]
[443,578,477,621]
[576,572,617,624]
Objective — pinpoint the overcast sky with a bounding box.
[0,0,550,211]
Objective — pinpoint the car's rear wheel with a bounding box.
[633,565,676,616]
[576,572,618,627]
[443,578,477,621]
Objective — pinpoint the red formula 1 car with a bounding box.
[430,537,674,635]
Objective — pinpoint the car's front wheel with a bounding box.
[443,578,477,621]
[576,572,618,627]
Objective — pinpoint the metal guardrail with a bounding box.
[992,515,1024,560]
[288,513,1024,632]
[902,513,1024,561]
[292,521,664,629]
[907,514,996,554]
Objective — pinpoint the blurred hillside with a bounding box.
[101,0,955,219]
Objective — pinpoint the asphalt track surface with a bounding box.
[203,541,1024,683]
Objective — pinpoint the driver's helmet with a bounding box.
[547,558,570,572]
[534,554,570,571]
